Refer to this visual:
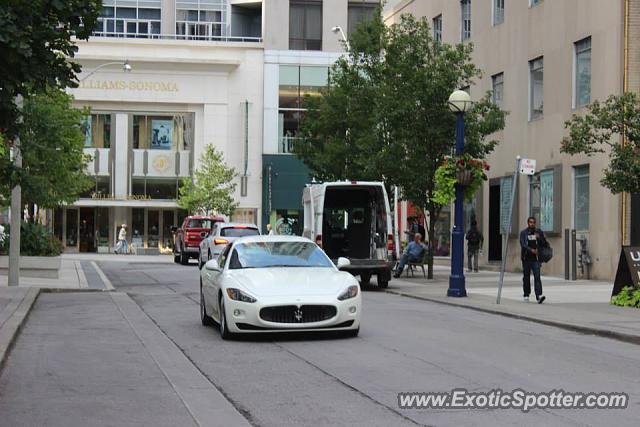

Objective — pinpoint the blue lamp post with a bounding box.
[447,90,472,297]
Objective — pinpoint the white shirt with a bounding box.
[118,228,127,241]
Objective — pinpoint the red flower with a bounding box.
[484,163,490,171]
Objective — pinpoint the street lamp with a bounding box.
[447,89,472,297]
[79,60,132,82]
[331,26,351,51]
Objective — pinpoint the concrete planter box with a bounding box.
[0,255,62,279]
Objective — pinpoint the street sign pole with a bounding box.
[497,156,522,304]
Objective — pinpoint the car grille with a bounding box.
[260,305,337,323]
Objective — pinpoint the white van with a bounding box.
[303,181,394,288]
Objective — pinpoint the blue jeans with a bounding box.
[522,259,542,298]
[396,253,421,275]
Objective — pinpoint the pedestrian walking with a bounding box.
[115,224,128,254]
[519,216,546,304]
[393,233,427,278]
[465,220,483,272]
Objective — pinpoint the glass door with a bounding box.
[148,210,159,248]
[65,208,79,250]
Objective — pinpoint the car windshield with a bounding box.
[229,242,334,269]
[221,227,259,238]
[187,219,212,229]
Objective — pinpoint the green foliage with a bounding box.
[1,222,63,256]
[433,155,490,206]
[611,286,640,308]
[0,88,93,208]
[561,92,640,194]
[177,145,238,216]
[295,11,505,277]
[0,0,101,134]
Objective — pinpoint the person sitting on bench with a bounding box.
[394,233,427,278]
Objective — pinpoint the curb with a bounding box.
[0,287,40,373]
[383,289,640,346]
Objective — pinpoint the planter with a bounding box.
[456,170,473,186]
[0,255,62,279]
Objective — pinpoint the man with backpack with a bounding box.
[519,216,548,304]
[465,220,483,272]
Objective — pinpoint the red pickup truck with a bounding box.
[172,215,224,265]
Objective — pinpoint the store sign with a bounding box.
[79,79,179,92]
[91,193,152,201]
[612,246,640,296]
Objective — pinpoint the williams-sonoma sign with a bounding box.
[79,80,179,92]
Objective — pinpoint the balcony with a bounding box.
[84,148,111,176]
[132,149,191,178]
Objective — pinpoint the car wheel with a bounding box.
[200,282,214,327]
[218,297,235,340]
[377,277,389,289]
[342,328,359,338]
[180,246,189,265]
[360,273,371,286]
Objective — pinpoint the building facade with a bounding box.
[385,0,639,280]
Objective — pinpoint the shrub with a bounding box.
[611,286,640,308]
[0,222,63,256]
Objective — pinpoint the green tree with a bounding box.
[0,0,102,135]
[296,13,505,278]
[177,145,238,216]
[561,92,640,194]
[0,88,93,213]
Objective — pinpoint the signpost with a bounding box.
[497,156,536,304]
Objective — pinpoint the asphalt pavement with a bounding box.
[1,259,638,426]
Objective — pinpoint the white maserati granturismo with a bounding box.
[199,235,361,339]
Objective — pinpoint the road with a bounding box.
[1,259,639,426]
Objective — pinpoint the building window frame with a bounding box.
[529,0,543,7]
[95,0,162,38]
[175,0,226,40]
[347,2,377,37]
[433,14,442,42]
[573,36,592,109]
[289,0,323,51]
[492,72,504,109]
[529,56,544,121]
[461,0,471,41]
[493,0,504,26]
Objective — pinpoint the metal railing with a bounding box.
[91,31,262,43]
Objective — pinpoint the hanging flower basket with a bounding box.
[456,170,473,186]
[433,154,490,206]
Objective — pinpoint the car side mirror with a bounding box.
[205,259,221,271]
[337,257,351,269]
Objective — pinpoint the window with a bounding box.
[95,0,161,38]
[493,0,504,25]
[176,0,226,40]
[492,73,504,109]
[83,114,111,148]
[529,57,544,120]
[529,169,556,232]
[278,65,329,153]
[131,178,180,199]
[433,14,442,42]
[132,114,194,150]
[461,0,471,41]
[348,2,376,37]
[530,0,543,6]
[289,1,322,50]
[574,165,589,231]
[574,37,591,108]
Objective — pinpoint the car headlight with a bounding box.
[226,288,257,303]
[337,285,359,301]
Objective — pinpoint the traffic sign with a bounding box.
[520,158,536,175]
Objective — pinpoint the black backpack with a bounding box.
[467,230,480,245]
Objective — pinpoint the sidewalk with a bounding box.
[385,265,640,344]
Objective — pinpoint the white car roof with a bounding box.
[232,235,313,245]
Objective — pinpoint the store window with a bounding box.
[574,165,589,231]
[269,210,302,236]
[289,1,322,50]
[131,178,179,199]
[176,0,225,40]
[131,208,145,248]
[95,0,161,38]
[433,206,451,256]
[278,65,329,153]
[83,114,111,148]
[133,114,194,150]
[80,176,112,198]
[529,169,555,232]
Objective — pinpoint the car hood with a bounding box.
[228,268,353,297]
